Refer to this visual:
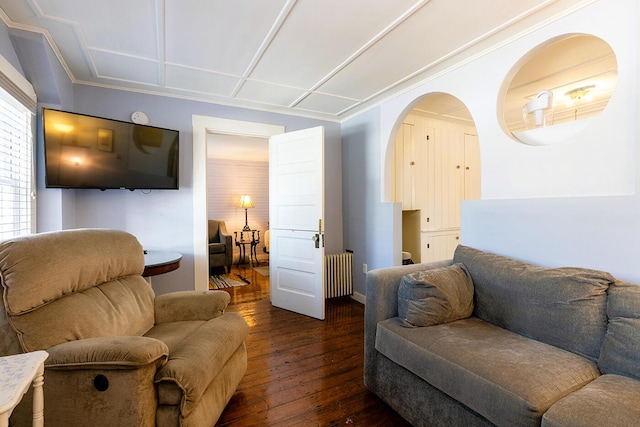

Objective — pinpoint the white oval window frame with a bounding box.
[499,33,618,146]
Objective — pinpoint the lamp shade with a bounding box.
[238,195,254,209]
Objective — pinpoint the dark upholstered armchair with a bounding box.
[208,220,233,274]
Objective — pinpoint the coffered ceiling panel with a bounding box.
[249,0,420,89]
[295,92,361,116]
[235,80,306,108]
[92,51,159,85]
[38,0,159,57]
[0,0,587,121]
[164,65,240,96]
[165,0,286,75]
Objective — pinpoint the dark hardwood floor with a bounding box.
[213,261,411,426]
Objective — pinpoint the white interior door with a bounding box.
[269,126,325,320]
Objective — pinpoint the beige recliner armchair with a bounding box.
[0,228,248,426]
[208,220,233,274]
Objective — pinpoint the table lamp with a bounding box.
[238,195,254,231]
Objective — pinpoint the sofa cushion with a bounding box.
[376,316,600,427]
[398,263,473,327]
[453,245,613,361]
[598,281,640,379]
[542,374,640,427]
[209,243,226,255]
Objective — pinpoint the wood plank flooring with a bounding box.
[213,262,411,426]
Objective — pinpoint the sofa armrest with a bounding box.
[45,336,169,369]
[154,290,230,324]
[364,260,452,387]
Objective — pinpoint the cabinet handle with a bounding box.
[456,165,461,169]
[410,161,415,165]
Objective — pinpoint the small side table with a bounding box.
[143,251,182,277]
[234,230,260,266]
[0,350,49,427]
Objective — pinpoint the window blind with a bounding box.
[0,85,35,240]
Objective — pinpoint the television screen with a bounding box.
[42,108,179,190]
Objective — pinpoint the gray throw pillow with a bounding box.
[398,263,474,328]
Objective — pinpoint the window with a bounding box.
[0,86,35,240]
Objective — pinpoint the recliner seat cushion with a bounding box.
[376,316,600,427]
[453,245,613,361]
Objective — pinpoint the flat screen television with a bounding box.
[42,108,179,190]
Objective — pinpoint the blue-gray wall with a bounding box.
[342,107,399,298]
[0,23,23,73]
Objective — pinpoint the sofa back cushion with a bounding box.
[208,220,220,243]
[598,281,640,379]
[453,245,614,361]
[0,229,155,352]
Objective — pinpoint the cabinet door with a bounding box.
[422,125,437,231]
[464,133,480,200]
[393,123,414,210]
[448,130,465,229]
[421,231,461,262]
[412,118,428,211]
[424,126,464,230]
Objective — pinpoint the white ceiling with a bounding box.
[0,0,587,122]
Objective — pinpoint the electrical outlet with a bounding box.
[362,263,368,274]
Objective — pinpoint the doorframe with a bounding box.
[192,115,285,291]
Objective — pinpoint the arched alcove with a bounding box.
[387,92,480,265]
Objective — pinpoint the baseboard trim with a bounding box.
[351,292,366,305]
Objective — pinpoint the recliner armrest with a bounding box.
[45,336,168,369]
[154,290,230,324]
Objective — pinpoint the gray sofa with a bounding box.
[365,245,640,427]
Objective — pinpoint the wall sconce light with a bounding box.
[238,195,254,231]
[522,90,554,129]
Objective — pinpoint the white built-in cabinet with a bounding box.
[393,113,480,263]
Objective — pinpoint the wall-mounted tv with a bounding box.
[42,108,179,190]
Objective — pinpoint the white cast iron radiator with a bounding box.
[324,252,353,298]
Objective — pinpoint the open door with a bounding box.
[269,126,325,320]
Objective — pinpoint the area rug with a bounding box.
[209,275,248,289]
[253,266,270,277]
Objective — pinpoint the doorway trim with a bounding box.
[192,115,285,291]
